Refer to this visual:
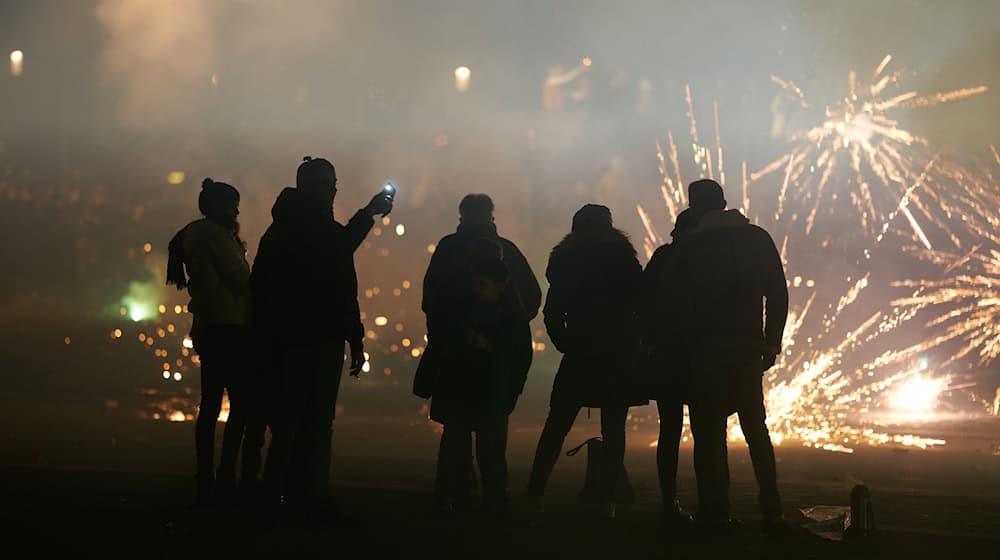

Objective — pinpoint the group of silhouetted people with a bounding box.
[168,156,789,534]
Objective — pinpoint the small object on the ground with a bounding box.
[846,484,875,538]
[800,505,850,541]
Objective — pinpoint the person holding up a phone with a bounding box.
[251,156,392,526]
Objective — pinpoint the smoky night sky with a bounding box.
[0,0,997,449]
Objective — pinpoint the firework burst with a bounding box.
[891,158,1000,367]
[754,55,987,243]
[638,85,957,452]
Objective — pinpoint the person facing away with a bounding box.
[526,204,645,519]
[167,178,251,506]
[666,178,789,534]
[251,156,392,526]
[425,252,532,515]
[640,207,702,526]
[422,194,542,336]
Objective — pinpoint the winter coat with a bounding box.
[543,228,647,408]
[667,209,788,356]
[250,187,373,348]
[181,219,252,333]
[422,222,542,336]
[639,241,691,402]
[425,287,532,424]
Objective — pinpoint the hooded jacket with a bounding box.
[544,227,645,408]
[668,209,788,354]
[181,219,252,332]
[250,187,373,348]
[422,222,541,334]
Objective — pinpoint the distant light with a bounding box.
[162,371,171,380]
[64,336,72,345]
[129,305,149,322]
[143,242,152,254]
[410,348,422,358]
[402,280,411,289]
[174,305,183,314]
[9,50,23,77]
[374,316,388,327]
[454,66,471,92]
[168,410,186,422]
[426,244,436,254]
[166,171,186,185]
[182,337,194,349]
[210,73,219,87]
[402,338,411,348]
[112,329,122,339]
[919,357,929,370]
[582,57,592,67]
[173,372,182,381]
[395,224,405,236]
[361,361,371,373]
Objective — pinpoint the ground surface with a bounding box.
[3,401,1000,559]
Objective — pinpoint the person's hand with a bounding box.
[349,343,366,377]
[364,192,394,217]
[761,352,778,372]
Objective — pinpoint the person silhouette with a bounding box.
[641,207,701,526]
[418,194,541,510]
[666,179,789,534]
[252,156,392,526]
[421,251,532,515]
[525,204,645,519]
[167,178,251,506]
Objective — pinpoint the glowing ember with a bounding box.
[891,374,948,412]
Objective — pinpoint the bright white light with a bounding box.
[395,224,405,236]
[9,50,23,77]
[173,372,182,381]
[891,375,946,413]
[454,66,471,92]
[182,337,194,349]
[129,305,149,322]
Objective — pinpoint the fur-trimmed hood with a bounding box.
[550,227,637,262]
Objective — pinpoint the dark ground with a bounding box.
[3,398,1000,559]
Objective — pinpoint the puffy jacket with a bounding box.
[182,219,251,332]
[543,227,646,407]
[251,188,373,348]
[668,209,788,354]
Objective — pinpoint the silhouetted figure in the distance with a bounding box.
[526,204,645,519]
[667,179,788,534]
[167,178,251,506]
[641,207,701,526]
[422,253,532,514]
[252,156,392,526]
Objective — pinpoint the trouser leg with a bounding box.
[437,420,474,507]
[261,348,309,500]
[476,415,509,508]
[599,406,628,502]
[656,400,684,506]
[689,398,730,521]
[302,342,345,503]
[195,336,225,481]
[217,330,249,484]
[526,404,580,497]
[241,347,278,485]
[735,375,781,517]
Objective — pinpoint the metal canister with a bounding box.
[848,484,875,537]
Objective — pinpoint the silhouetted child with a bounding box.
[428,256,532,514]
